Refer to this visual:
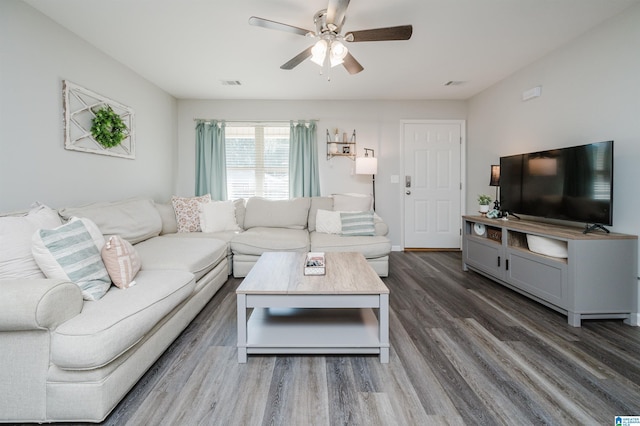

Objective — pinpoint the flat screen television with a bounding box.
[499,140,613,227]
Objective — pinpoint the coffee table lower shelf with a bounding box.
[241,307,387,359]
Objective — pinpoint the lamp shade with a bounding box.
[355,156,378,175]
[329,41,348,67]
[310,39,327,66]
[490,165,500,186]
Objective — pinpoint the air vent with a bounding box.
[444,81,465,86]
[221,80,242,86]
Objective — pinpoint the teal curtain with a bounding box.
[289,120,320,197]
[195,120,227,200]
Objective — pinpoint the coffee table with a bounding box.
[236,252,389,363]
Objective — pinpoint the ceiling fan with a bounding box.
[248,0,413,75]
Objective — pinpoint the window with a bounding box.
[225,124,290,200]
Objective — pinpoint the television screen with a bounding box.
[499,141,613,225]
[499,154,524,215]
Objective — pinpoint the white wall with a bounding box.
[0,1,178,212]
[467,4,640,311]
[177,100,467,247]
[468,3,640,237]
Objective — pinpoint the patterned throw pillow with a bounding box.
[171,194,211,233]
[340,211,376,236]
[32,218,111,301]
[102,235,141,288]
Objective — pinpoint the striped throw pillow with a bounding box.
[340,211,376,236]
[32,218,111,301]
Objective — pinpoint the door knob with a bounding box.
[405,190,411,195]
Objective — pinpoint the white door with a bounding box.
[403,121,464,249]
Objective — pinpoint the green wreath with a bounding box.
[91,105,128,148]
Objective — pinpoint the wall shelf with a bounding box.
[327,129,356,160]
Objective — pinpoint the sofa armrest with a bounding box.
[0,279,82,331]
[374,214,389,236]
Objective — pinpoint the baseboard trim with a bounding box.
[625,313,640,326]
[404,248,462,252]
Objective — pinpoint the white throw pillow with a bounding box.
[332,193,373,212]
[199,200,241,233]
[0,204,62,279]
[32,217,111,301]
[315,209,342,234]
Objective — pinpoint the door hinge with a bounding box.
[460,182,462,190]
[460,228,462,236]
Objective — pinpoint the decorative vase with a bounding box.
[479,204,490,213]
[330,143,338,154]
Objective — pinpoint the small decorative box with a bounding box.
[304,252,326,275]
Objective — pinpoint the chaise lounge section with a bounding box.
[0,198,229,423]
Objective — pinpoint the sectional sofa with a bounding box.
[0,194,390,423]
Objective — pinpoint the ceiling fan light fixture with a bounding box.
[329,41,348,67]
[310,39,328,66]
[249,2,412,76]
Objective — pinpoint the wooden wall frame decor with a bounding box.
[63,80,135,159]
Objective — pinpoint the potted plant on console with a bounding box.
[478,194,492,214]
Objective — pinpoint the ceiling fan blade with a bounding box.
[342,52,363,75]
[280,46,314,70]
[326,0,350,30]
[249,16,311,36]
[346,25,413,42]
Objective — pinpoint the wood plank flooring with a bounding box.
[97,251,640,425]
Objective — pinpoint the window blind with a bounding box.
[225,125,290,200]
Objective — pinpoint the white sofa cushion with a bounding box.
[0,204,62,279]
[243,197,310,230]
[155,201,178,235]
[231,227,310,255]
[161,230,239,256]
[50,269,195,370]
[309,231,391,258]
[134,236,227,281]
[59,198,162,244]
[307,197,333,232]
[332,193,372,211]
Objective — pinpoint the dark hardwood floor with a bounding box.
[96,251,640,425]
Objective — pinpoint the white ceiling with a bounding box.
[25,0,640,101]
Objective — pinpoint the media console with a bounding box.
[462,215,638,327]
